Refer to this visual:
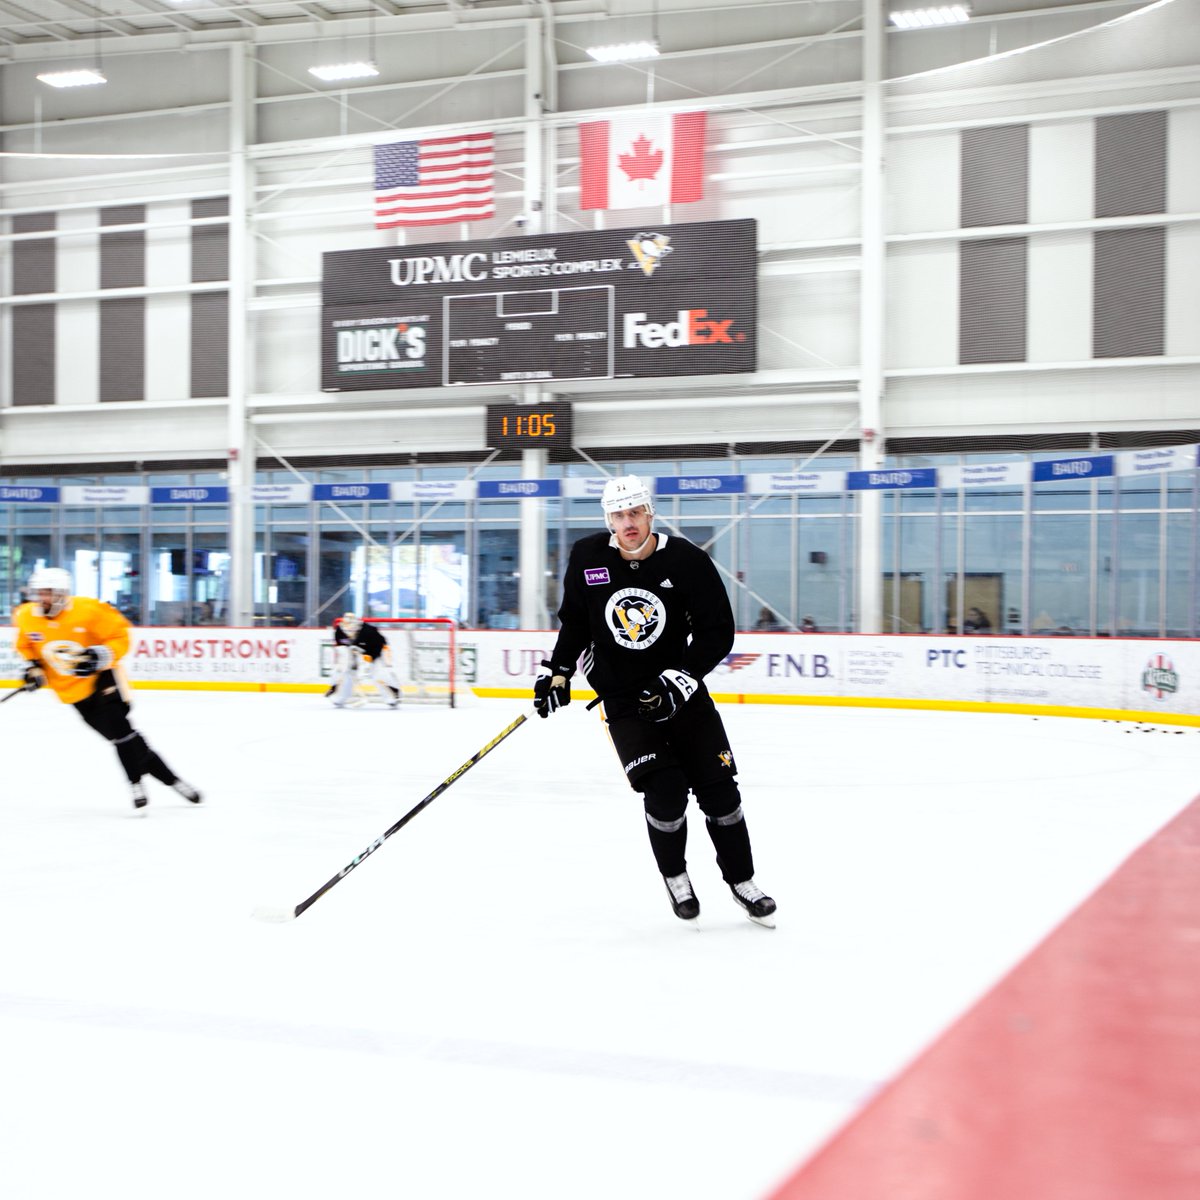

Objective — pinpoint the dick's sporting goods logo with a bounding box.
[606,587,665,650]
[335,319,429,373]
[623,309,745,349]
[1141,654,1179,699]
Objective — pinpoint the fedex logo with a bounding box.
[623,310,745,349]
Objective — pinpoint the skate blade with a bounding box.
[747,913,776,929]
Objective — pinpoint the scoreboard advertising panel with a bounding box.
[321,218,756,390]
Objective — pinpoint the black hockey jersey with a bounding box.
[547,531,735,701]
[334,620,388,660]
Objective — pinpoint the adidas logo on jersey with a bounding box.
[661,578,673,587]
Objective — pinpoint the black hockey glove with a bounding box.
[637,669,699,723]
[71,646,113,677]
[22,663,46,691]
[533,660,572,718]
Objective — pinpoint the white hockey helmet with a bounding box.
[27,567,73,618]
[341,612,362,636]
[600,475,655,530]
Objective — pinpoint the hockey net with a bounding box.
[335,617,464,707]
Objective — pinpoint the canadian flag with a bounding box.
[578,111,706,211]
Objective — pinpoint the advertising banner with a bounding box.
[320,219,757,390]
[0,628,1195,724]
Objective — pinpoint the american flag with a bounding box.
[373,133,495,229]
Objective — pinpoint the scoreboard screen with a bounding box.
[321,219,756,391]
[445,286,614,385]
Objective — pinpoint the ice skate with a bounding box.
[730,879,776,928]
[172,779,202,804]
[130,781,148,811]
[664,871,700,921]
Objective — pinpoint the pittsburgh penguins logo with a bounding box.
[607,587,666,650]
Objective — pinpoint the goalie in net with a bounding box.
[329,615,460,708]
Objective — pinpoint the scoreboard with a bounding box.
[444,285,615,386]
[320,219,756,392]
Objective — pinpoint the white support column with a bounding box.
[856,0,886,633]
[524,18,545,235]
[520,425,549,630]
[517,17,552,631]
[227,43,256,627]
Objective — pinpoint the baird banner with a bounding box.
[320,219,757,390]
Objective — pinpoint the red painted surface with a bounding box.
[766,796,1200,1200]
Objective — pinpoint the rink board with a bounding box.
[1,628,1196,725]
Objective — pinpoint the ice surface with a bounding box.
[3,690,1198,1200]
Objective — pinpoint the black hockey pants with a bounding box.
[73,672,177,786]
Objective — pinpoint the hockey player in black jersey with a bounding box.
[534,475,776,926]
[330,614,402,708]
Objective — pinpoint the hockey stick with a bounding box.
[253,707,535,923]
[0,685,28,705]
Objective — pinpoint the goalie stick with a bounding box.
[253,707,535,923]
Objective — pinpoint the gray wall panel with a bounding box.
[1095,111,1166,219]
[1094,227,1165,358]
[12,212,56,295]
[191,292,228,399]
[961,125,1029,228]
[191,198,229,399]
[100,204,145,289]
[100,205,145,401]
[11,305,56,407]
[11,213,57,406]
[99,298,146,402]
[960,237,1028,364]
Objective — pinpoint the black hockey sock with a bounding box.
[113,731,150,783]
[640,769,690,878]
[114,732,175,786]
[696,781,754,884]
[142,751,177,786]
[646,821,687,878]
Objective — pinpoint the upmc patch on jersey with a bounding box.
[607,587,665,649]
[584,567,610,586]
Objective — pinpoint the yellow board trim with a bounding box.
[4,679,1196,726]
[471,686,1200,727]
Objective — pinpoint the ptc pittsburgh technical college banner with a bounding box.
[320,218,757,391]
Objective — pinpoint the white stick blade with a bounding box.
[252,904,297,923]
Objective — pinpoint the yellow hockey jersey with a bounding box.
[14,596,132,705]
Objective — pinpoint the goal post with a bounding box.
[334,616,462,707]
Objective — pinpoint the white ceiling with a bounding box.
[0,0,1147,53]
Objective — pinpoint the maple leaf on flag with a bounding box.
[618,134,664,183]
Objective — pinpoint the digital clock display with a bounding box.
[486,403,574,460]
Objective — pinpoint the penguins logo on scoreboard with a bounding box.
[626,233,672,278]
[607,587,666,650]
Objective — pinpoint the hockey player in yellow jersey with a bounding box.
[14,567,202,812]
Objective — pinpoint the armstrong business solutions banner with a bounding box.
[321,219,757,390]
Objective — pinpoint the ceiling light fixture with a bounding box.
[586,41,660,64]
[889,5,971,29]
[37,69,107,88]
[308,61,380,83]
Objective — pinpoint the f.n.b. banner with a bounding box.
[320,219,757,390]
